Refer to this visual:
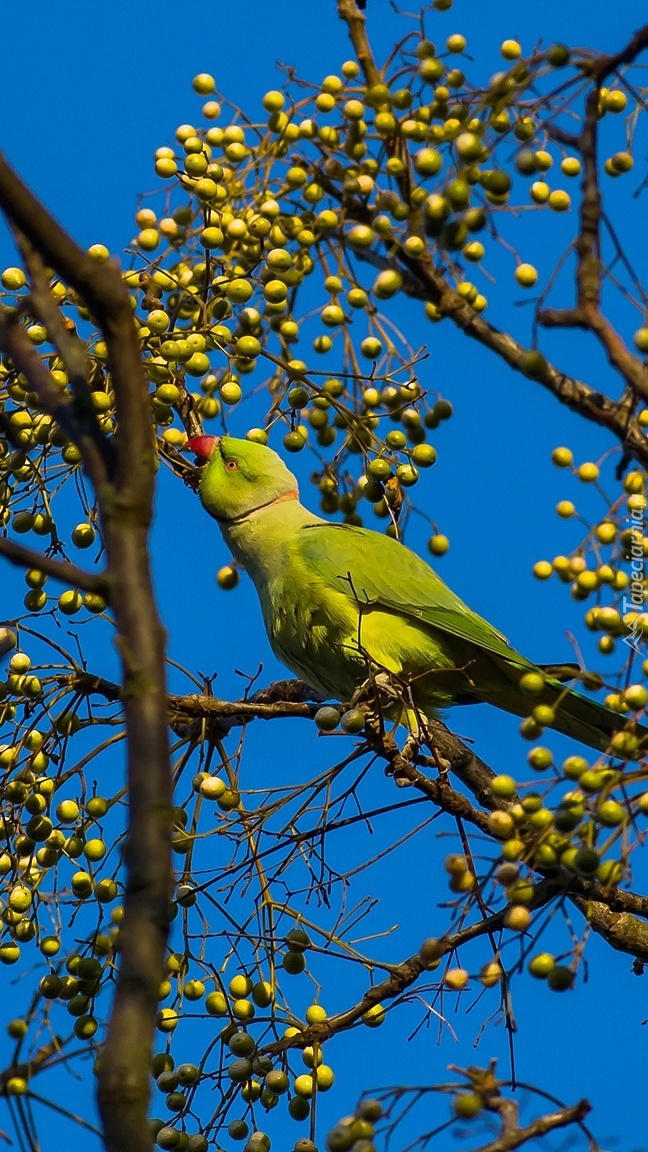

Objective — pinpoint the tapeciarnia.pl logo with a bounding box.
[622,502,646,653]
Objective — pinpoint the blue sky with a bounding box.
[2,2,648,1150]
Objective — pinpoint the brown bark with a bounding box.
[0,152,173,1152]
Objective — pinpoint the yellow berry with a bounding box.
[530,181,550,204]
[446,34,466,52]
[604,90,627,113]
[263,90,285,113]
[479,961,503,987]
[515,263,538,288]
[504,904,532,930]
[577,462,599,482]
[193,73,216,95]
[428,534,449,556]
[362,1003,385,1027]
[548,190,571,212]
[444,967,469,990]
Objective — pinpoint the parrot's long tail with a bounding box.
[539,681,645,754]
[483,661,648,755]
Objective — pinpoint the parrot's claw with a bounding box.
[401,723,451,773]
[372,671,402,701]
[349,671,401,716]
[401,733,420,762]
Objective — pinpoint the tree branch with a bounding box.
[590,23,648,79]
[0,537,107,595]
[570,895,648,963]
[475,1096,591,1152]
[15,230,116,477]
[266,903,512,1056]
[337,0,382,87]
[0,151,173,1152]
[0,307,106,475]
[394,249,648,465]
[538,54,648,401]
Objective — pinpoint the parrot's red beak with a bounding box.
[185,435,220,461]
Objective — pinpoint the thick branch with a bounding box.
[591,23,648,79]
[575,87,602,310]
[571,895,648,963]
[169,689,318,724]
[337,0,382,87]
[539,304,648,400]
[364,724,495,833]
[0,151,173,1152]
[71,671,321,722]
[420,717,504,811]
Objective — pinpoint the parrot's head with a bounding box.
[186,435,300,523]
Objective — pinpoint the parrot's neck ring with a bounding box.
[212,489,299,525]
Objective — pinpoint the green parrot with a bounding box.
[186,434,644,756]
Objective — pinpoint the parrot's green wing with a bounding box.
[299,522,534,670]
[297,522,647,754]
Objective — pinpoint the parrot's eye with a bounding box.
[225,459,239,472]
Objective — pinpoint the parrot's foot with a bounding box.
[349,671,402,722]
[350,675,452,773]
[401,724,451,774]
[370,671,403,704]
[401,732,422,762]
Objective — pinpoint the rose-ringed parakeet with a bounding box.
[186,435,645,756]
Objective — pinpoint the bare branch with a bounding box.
[0,308,100,467]
[571,896,648,963]
[591,23,648,80]
[0,537,107,595]
[337,0,382,87]
[267,905,511,1056]
[538,70,648,400]
[475,1096,591,1152]
[0,150,173,1152]
[16,232,116,476]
